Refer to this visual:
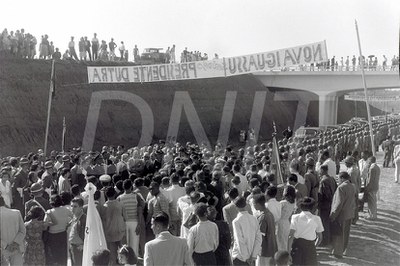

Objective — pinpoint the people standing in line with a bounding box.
[253,194,277,266]
[0,195,26,266]
[144,213,192,266]
[364,156,380,220]
[91,33,99,61]
[187,203,218,266]
[288,197,323,266]
[68,36,79,61]
[330,172,356,258]
[276,186,296,251]
[317,164,337,247]
[231,196,262,266]
[69,198,86,266]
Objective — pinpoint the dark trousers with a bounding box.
[92,45,98,60]
[192,251,217,266]
[319,208,332,246]
[69,244,83,266]
[233,258,250,265]
[290,238,317,266]
[331,219,352,256]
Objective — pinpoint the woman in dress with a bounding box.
[0,170,12,207]
[44,194,73,265]
[24,206,48,266]
[276,185,296,251]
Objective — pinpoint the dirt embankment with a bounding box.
[0,55,381,156]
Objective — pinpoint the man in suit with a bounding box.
[0,195,26,265]
[364,156,380,220]
[144,213,192,266]
[330,172,356,258]
[11,158,29,216]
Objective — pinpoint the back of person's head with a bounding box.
[289,159,300,172]
[161,176,170,187]
[60,191,72,206]
[71,197,84,207]
[228,187,239,200]
[369,156,376,163]
[320,164,328,173]
[194,202,208,218]
[298,197,315,212]
[274,250,290,266]
[134,177,144,188]
[253,193,266,206]
[105,186,116,199]
[232,175,241,185]
[26,206,45,221]
[92,249,110,266]
[50,194,63,208]
[94,190,101,201]
[185,185,195,196]
[233,164,241,172]
[153,212,169,228]
[339,171,351,181]
[71,184,80,196]
[266,186,278,198]
[123,179,133,191]
[288,174,298,184]
[170,173,180,184]
[322,150,330,158]
[249,178,259,188]
[234,196,247,209]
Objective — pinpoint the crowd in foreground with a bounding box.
[1,117,400,266]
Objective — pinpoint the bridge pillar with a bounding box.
[318,92,338,126]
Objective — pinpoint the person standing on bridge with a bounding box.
[345,56,350,71]
[352,55,356,71]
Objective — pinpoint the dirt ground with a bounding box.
[317,150,400,266]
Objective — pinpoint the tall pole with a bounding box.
[44,60,55,156]
[355,20,375,157]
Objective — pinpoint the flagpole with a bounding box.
[44,60,55,156]
[272,121,283,185]
[355,20,375,157]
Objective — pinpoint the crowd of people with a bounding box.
[0,28,218,65]
[1,116,400,266]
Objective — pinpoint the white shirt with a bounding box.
[265,198,281,223]
[187,220,219,254]
[177,196,192,238]
[290,211,324,241]
[164,184,186,221]
[232,211,262,261]
[358,158,369,181]
[235,173,248,194]
[323,158,337,178]
[0,180,12,207]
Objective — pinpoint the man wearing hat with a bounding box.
[40,161,55,199]
[344,156,361,224]
[11,158,29,216]
[24,182,51,220]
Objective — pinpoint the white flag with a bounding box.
[82,182,107,266]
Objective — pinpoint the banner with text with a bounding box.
[88,41,328,83]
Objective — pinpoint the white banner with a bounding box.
[88,41,328,83]
[344,95,400,102]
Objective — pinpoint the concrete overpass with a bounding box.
[253,69,400,125]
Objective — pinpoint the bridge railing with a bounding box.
[268,64,399,72]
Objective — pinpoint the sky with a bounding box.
[0,0,399,61]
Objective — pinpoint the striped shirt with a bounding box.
[117,192,144,221]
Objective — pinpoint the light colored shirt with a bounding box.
[290,211,324,241]
[232,211,262,261]
[235,173,248,195]
[45,206,73,234]
[165,184,186,221]
[358,159,369,182]
[187,220,219,254]
[323,158,337,179]
[265,198,281,223]
[148,193,170,219]
[177,195,192,238]
[0,206,26,253]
